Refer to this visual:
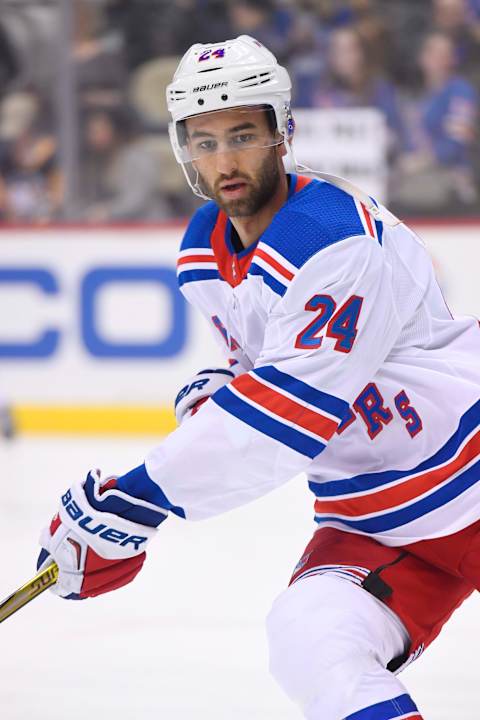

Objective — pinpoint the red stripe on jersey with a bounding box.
[295,175,312,193]
[360,202,375,238]
[177,253,215,266]
[210,210,256,287]
[254,247,294,281]
[233,374,338,441]
[315,429,480,517]
[210,210,230,279]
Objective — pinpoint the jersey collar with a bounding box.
[211,174,312,287]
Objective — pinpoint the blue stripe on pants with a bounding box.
[345,693,419,720]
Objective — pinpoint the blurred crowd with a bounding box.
[0,0,479,224]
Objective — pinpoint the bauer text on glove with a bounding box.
[37,469,168,599]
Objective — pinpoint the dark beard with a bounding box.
[197,151,282,217]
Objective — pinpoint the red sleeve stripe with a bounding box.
[360,202,376,238]
[353,197,378,241]
[233,373,338,441]
[315,428,480,517]
[254,247,295,281]
[177,253,216,266]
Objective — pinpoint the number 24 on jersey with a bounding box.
[295,294,363,353]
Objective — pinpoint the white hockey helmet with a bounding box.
[166,35,294,198]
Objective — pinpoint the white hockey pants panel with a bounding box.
[266,575,414,720]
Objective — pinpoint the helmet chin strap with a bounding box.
[180,163,211,201]
[192,167,210,201]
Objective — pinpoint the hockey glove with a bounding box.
[37,469,167,599]
[174,367,237,424]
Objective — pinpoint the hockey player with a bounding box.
[37,36,480,719]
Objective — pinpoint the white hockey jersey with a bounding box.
[135,174,480,546]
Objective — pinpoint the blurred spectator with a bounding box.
[293,0,357,29]
[431,0,480,80]
[228,0,293,63]
[467,0,480,20]
[110,0,232,70]
[74,0,127,110]
[290,1,389,98]
[348,0,390,71]
[392,31,478,212]
[80,107,170,222]
[294,27,405,155]
[288,0,361,75]
[0,91,63,224]
[378,1,431,87]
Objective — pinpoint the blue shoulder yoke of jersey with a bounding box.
[180,201,219,252]
[258,178,379,272]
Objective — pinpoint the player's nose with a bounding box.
[215,150,239,176]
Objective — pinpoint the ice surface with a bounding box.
[1,437,478,719]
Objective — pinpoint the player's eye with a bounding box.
[196,139,218,154]
[230,133,256,146]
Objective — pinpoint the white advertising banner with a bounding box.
[418,225,480,319]
[0,222,478,432]
[293,108,388,201]
[0,226,223,407]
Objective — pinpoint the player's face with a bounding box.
[185,108,285,217]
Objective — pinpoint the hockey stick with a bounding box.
[0,562,58,624]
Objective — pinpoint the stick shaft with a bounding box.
[0,563,59,624]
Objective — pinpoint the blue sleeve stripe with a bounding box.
[248,263,287,297]
[374,219,383,246]
[316,458,480,533]
[178,269,221,287]
[370,197,383,246]
[310,399,480,496]
[115,464,186,519]
[346,694,418,720]
[254,365,349,421]
[212,385,325,459]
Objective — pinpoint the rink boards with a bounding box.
[0,221,478,434]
